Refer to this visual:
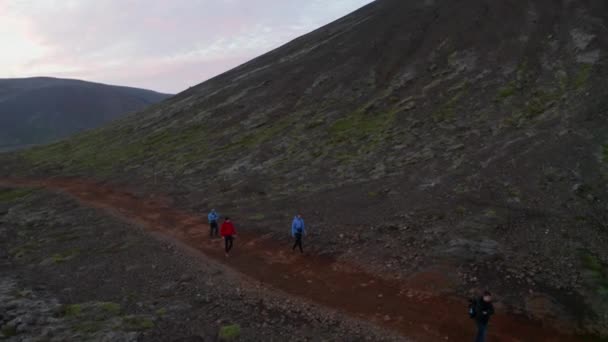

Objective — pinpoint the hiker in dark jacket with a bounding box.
[220,217,236,257]
[474,291,495,342]
[291,214,305,253]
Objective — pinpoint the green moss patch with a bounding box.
[121,316,154,331]
[581,252,608,298]
[1,325,17,337]
[602,144,608,164]
[63,304,83,317]
[432,85,468,123]
[497,81,517,99]
[484,209,497,218]
[326,109,397,163]
[330,110,395,141]
[9,241,40,259]
[218,324,241,340]
[0,188,33,203]
[63,301,122,319]
[51,248,81,264]
[526,90,558,117]
[574,64,593,89]
[306,119,325,129]
[249,213,265,221]
[221,115,295,154]
[59,302,152,336]
[74,321,105,333]
[99,302,122,316]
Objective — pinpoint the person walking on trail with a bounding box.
[291,214,305,253]
[471,291,495,342]
[220,217,236,257]
[208,209,219,238]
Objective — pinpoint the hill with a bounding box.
[0,77,170,149]
[2,0,608,337]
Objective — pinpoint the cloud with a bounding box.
[0,0,373,93]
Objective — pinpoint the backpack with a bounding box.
[468,299,477,319]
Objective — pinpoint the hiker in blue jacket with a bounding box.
[291,214,306,253]
[208,209,220,237]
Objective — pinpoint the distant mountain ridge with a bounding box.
[0,77,171,148]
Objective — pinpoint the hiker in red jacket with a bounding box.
[220,217,237,256]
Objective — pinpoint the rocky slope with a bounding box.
[2,0,608,337]
[0,77,170,149]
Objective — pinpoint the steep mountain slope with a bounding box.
[0,77,170,149]
[3,0,608,336]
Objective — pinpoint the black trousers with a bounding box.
[292,233,303,253]
[209,221,218,237]
[475,321,488,342]
[224,235,234,253]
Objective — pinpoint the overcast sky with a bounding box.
[0,0,373,93]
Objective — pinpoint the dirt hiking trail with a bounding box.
[0,178,583,341]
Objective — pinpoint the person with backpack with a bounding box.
[291,213,306,253]
[208,209,219,238]
[220,217,236,257]
[469,291,495,342]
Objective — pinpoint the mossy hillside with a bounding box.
[495,59,565,119]
[217,114,297,154]
[22,123,209,175]
[21,111,309,178]
[432,82,469,123]
[19,102,405,180]
[498,63,570,129]
[325,108,397,163]
[11,58,599,189]
[479,61,589,128]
